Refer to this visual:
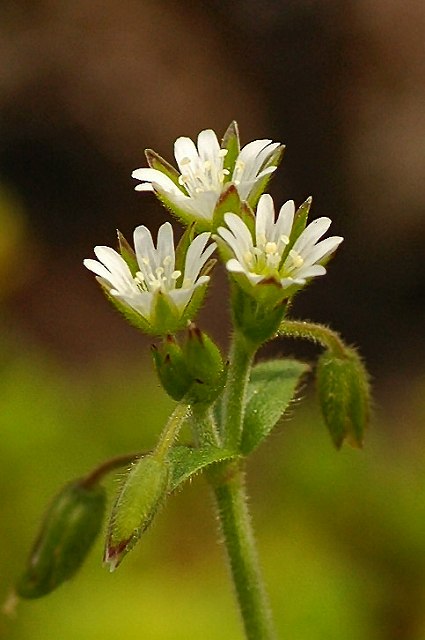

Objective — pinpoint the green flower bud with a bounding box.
[16,481,106,599]
[316,347,370,449]
[105,455,169,571]
[152,336,192,401]
[183,324,226,404]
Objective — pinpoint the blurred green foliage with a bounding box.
[1,338,425,639]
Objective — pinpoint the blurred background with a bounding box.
[1,1,425,638]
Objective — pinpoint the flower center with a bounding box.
[244,232,291,277]
[135,255,181,293]
[178,149,229,196]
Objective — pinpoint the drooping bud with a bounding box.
[316,347,370,449]
[16,480,106,599]
[183,324,226,404]
[105,455,169,571]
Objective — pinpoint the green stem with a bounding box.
[192,404,221,447]
[223,331,255,450]
[154,400,190,460]
[212,464,277,640]
[277,319,346,356]
[81,452,141,488]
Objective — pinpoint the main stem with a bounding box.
[212,330,277,639]
[213,465,277,640]
[223,331,255,450]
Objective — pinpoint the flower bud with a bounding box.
[316,348,370,449]
[105,455,169,571]
[152,336,192,401]
[16,481,106,598]
[183,324,226,404]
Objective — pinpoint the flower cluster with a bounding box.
[85,122,342,335]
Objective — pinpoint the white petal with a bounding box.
[132,168,184,197]
[217,226,247,264]
[197,129,220,161]
[133,225,157,275]
[274,200,295,242]
[174,136,198,171]
[301,236,343,267]
[156,222,175,269]
[295,264,327,279]
[255,165,277,181]
[223,213,253,254]
[134,184,155,192]
[292,217,332,254]
[93,246,133,282]
[184,233,215,281]
[83,258,115,282]
[168,288,193,313]
[255,194,275,242]
[226,258,246,273]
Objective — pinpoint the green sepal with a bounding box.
[100,286,152,333]
[280,197,312,266]
[241,359,309,454]
[211,183,242,232]
[179,282,211,327]
[247,144,285,209]
[17,480,106,599]
[168,445,237,492]
[231,283,288,346]
[152,336,192,401]
[117,230,138,275]
[153,189,210,233]
[221,121,240,182]
[316,347,370,449]
[174,222,196,277]
[145,149,185,193]
[105,455,169,570]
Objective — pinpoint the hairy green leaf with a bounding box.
[241,359,309,454]
[168,445,237,491]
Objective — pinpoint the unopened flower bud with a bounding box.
[152,336,192,401]
[105,455,169,571]
[183,324,226,404]
[16,480,106,599]
[316,347,370,449]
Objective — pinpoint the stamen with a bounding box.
[218,149,228,158]
[280,234,290,245]
[171,270,181,280]
[265,242,277,255]
[289,250,304,268]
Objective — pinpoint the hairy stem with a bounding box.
[222,331,255,450]
[277,319,346,356]
[212,464,277,640]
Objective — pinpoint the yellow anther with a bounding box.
[289,250,304,268]
[265,242,278,255]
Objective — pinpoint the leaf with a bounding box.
[168,445,237,491]
[241,359,309,454]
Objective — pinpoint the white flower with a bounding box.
[132,127,281,223]
[217,193,343,294]
[84,222,216,331]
